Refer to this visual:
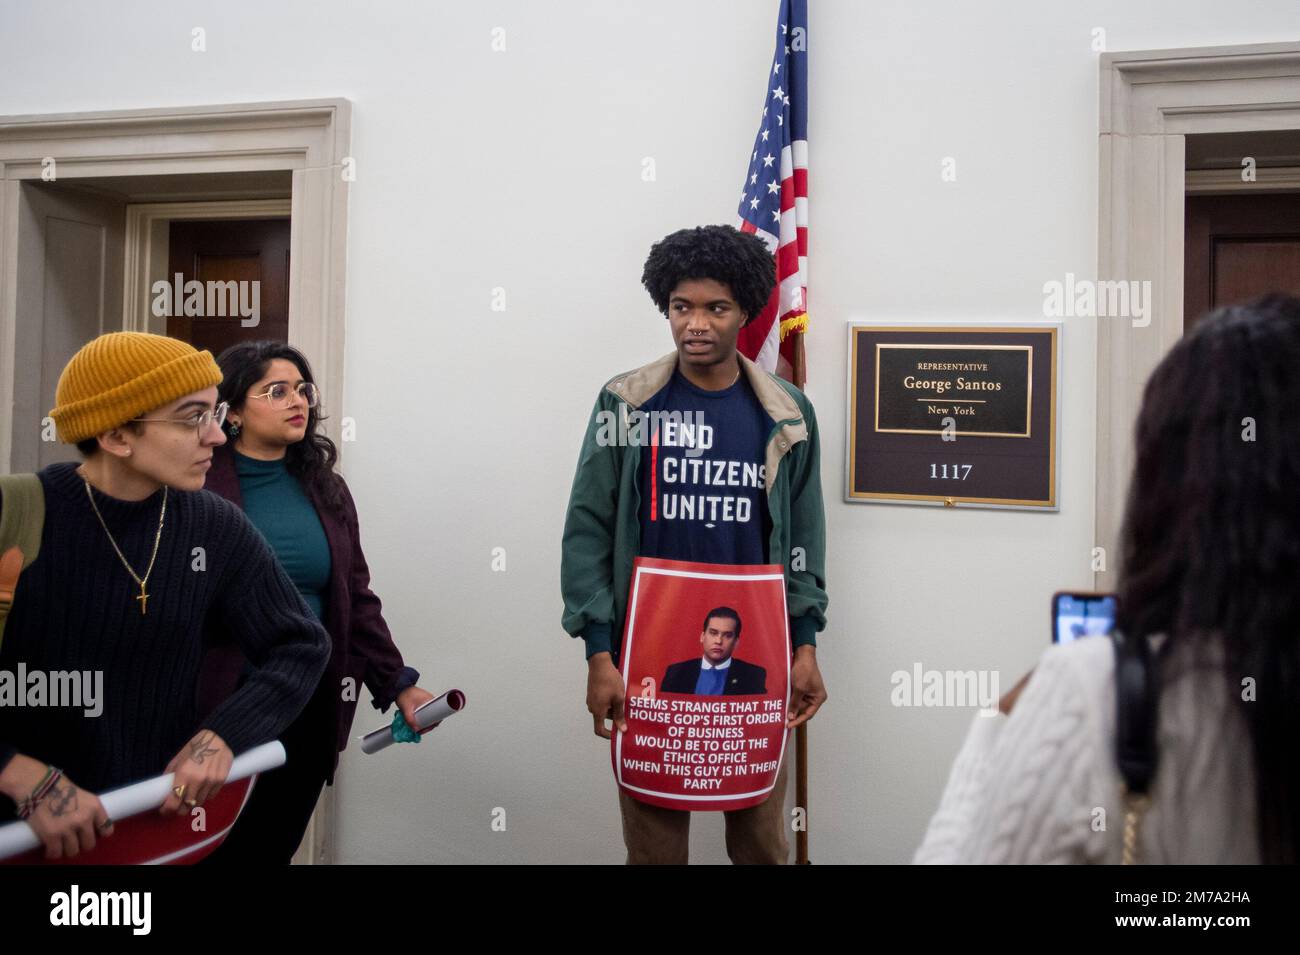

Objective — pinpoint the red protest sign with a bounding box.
[1,776,256,866]
[613,557,790,811]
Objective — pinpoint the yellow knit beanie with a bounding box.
[49,332,223,444]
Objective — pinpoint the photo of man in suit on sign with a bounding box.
[661,607,767,695]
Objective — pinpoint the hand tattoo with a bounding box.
[45,783,77,818]
[187,731,219,765]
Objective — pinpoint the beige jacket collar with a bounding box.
[604,351,808,493]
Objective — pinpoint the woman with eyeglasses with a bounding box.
[199,340,436,864]
[0,332,328,860]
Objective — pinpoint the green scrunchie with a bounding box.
[391,710,421,744]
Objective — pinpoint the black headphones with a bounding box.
[1112,629,1158,795]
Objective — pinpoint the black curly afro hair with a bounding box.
[641,225,776,326]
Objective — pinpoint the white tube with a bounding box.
[0,740,286,861]
[360,688,466,755]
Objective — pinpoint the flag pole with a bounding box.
[790,325,807,391]
[792,330,809,863]
[740,0,810,864]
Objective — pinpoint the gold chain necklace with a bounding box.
[81,475,168,616]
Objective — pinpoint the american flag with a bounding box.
[735,0,809,386]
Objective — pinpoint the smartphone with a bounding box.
[1052,591,1117,644]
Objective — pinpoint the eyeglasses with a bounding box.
[248,382,320,411]
[132,402,229,433]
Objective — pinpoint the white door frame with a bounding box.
[1095,42,1300,590]
[0,98,352,473]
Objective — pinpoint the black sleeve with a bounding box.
[198,506,330,755]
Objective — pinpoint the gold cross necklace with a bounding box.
[81,474,167,615]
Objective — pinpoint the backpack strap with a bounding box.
[1112,628,1158,863]
[0,473,45,651]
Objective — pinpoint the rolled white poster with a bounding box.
[360,688,466,755]
[0,740,285,861]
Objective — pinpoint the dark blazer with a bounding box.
[200,442,411,775]
[661,657,767,695]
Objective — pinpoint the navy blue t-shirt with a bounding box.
[637,368,774,564]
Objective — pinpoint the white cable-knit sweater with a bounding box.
[913,633,1260,864]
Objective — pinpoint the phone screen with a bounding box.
[1053,592,1117,644]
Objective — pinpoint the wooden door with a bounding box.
[1185,194,1300,330]
[167,218,290,356]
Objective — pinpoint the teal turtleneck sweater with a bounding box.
[232,449,331,621]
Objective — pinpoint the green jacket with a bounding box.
[560,350,828,664]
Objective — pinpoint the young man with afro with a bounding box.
[560,223,829,864]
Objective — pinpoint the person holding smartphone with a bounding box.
[915,294,1300,864]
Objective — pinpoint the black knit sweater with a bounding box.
[0,462,329,810]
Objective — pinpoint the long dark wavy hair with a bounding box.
[1116,293,1300,864]
[215,340,347,514]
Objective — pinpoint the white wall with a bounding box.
[3,0,1299,863]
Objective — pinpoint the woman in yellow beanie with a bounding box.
[54,331,231,494]
[0,332,329,860]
